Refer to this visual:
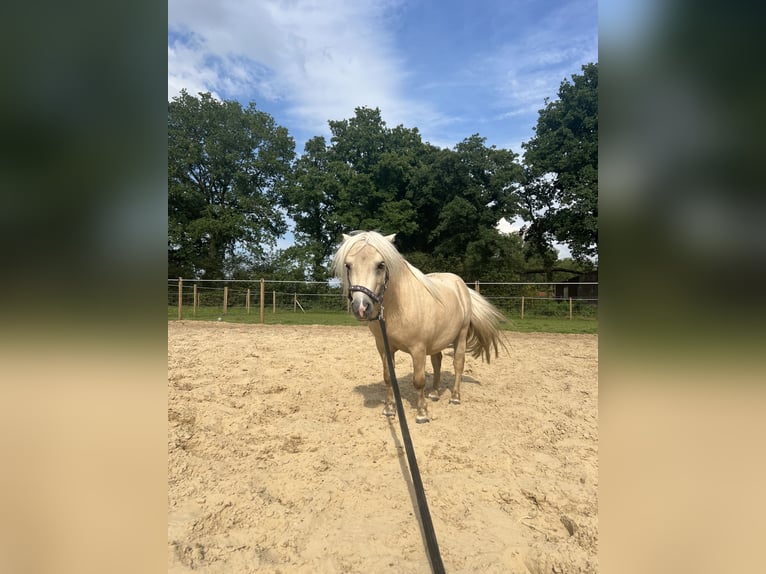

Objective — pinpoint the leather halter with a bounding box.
[347,267,390,319]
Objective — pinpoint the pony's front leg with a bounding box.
[412,352,430,423]
[428,352,442,401]
[380,350,396,418]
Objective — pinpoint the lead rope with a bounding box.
[378,310,446,574]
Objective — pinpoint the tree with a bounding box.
[168,90,295,279]
[284,107,424,277]
[431,135,521,275]
[521,62,598,262]
[284,107,525,279]
[402,135,522,278]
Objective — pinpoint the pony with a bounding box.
[332,231,507,423]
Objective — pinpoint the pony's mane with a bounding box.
[332,231,441,300]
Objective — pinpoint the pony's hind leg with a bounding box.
[450,328,469,404]
[428,352,442,401]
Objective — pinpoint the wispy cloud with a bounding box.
[487,1,598,116]
[439,0,598,151]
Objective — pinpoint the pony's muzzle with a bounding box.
[350,292,376,321]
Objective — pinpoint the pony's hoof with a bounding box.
[383,406,396,418]
[416,415,430,424]
[428,392,440,401]
[449,397,461,405]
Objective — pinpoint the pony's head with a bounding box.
[332,231,405,321]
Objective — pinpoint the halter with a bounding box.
[347,267,390,320]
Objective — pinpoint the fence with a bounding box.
[168,278,598,322]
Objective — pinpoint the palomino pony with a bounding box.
[333,231,507,423]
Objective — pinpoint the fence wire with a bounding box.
[168,279,598,321]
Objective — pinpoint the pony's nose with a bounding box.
[351,295,372,319]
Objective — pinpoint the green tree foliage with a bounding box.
[521,62,598,262]
[168,90,295,279]
[285,107,523,279]
[286,108,424,277]
[416,135,522,277]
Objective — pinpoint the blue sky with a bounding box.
[168,0,597,254]
[169,0,597,153]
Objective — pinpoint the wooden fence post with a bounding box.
[569,297,573,320]
[246,288,250,314]
[474,280,480,294]
[272,290,276,313]
[260,279,265,324]
[223,286,228,315]
[521,296,525,320]
[193,284,197,317]
[293,293,297,312]
[177,277,183,320]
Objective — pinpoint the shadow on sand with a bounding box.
[353,371,481,411]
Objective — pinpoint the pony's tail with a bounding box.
[466,289,508,362]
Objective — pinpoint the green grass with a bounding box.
[498,317,598,334]
[169,306,597,334]
[169,306,361,326]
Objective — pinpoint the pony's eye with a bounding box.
[377,262,386,271]
[345,263,351,270]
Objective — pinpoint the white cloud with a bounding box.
[168,0,432,137]
[168,42,221,100]
[496,217,573,259]
[496,217,524,234]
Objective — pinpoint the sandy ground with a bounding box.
[168,322,598,573]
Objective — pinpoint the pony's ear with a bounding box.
[384,234,396,243]
[342,233,352,242]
